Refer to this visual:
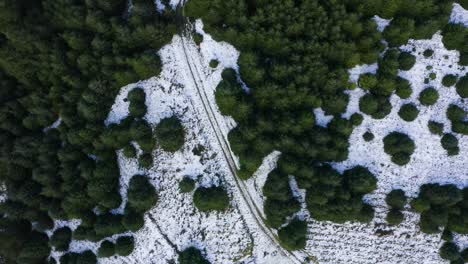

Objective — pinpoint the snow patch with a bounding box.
[450,3,468,26]
[373,16,392,32]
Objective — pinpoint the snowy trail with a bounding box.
[175,6,314,264]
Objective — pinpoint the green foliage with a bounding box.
[278,218,307,251]
[193,33,203,46]
[398,52,416,71]
[179,247,211,264]
[123,144,137,159]
[456,74,468,98]
[127,175,158,213]
[0,1,177,258]
[49,227,72,251]
[385,189,407,210]
[306,165,376,223]
[350,113,364,126]
[442,74,458,87]
[363,131,375,142]
[358,73,378,90]
[155,116,186,152]
[441,133,460,156]
[383,132,415,166]
[442,229,454,242]
[419,87,439,106]
[440,242,460,261]
[359,93,391,119]
[423,49,434,57]
[386,209,404,225]
[98,240,115,258]
[115,236,134,256]
[139,153,153,169]
[428,121,444,135]
[122,209,145,232]
[209,60,219,68]
[193,186,229,212]
[127,88,147,118]
[398,104,419,122]
[179,177,196,193]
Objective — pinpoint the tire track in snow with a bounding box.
[175,5,316,264]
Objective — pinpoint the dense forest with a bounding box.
[186,0,468,253]
[0,0,178,263]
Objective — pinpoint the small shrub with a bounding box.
[419,87,439,106]
[385,189,407,210]
[350,113,363,126]
[123,144,137,158]
[179,177,196,193]
[441,133,459,156]
[456,74,468,98]
[193,33,203,46]
[127,88,147,118]
[428,121,444,135]
[442,74,458,87]
[98,240,115,258]
[139,153,153,169]
[49,227,72,251]
[278,218,307,251]
[179,247,210,264]
[383,132,415,166]
[439,242,460,261]
[395,77,412,99]
[115,236,134,256]
[398,104,419,122]
[209,59,219,68]
[127,175,158,212]
[429,72,436,80]
[386,209,404,225]
[155,116,186,152]
[441,229,453,242]
[398,52,416,71]
[193,186,229,212]
[363,131,374,142]
[423,49,434,57]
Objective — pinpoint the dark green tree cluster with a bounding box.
[442,74,458,87]
[187,0,384,182]
[262,169,300,228]
[359,49,415,118]
[411,184,467,234]
[49,227,72,252]
[385,189,407,225]
[447,104,468,136]
[441,23,468,65]
[428,121,444,135]
[154,116,186,153]
[127,174,158,213]
[0,0,176,261]
[383,132,415,165]
[278,218,308,251]
[411,184,468,262]
[178,247,211,264]
[361,0,454,47]
[0,219,51,264]
[193,186,229,212]
[305,165,377,223]
[60,250,97,264]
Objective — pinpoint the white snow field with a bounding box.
[48,2,467,264]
